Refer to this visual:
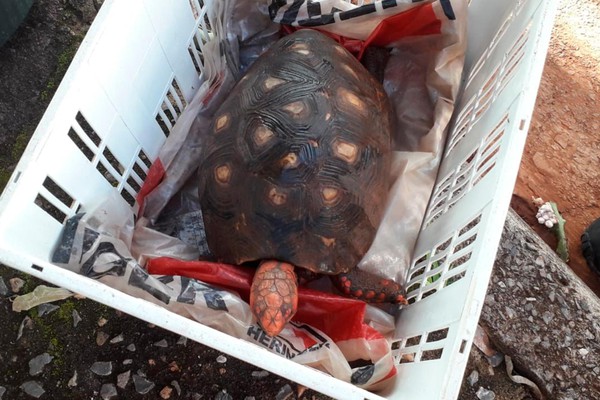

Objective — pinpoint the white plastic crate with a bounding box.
[0,0,557,398]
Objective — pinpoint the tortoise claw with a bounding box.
[250,260,298,337]
[332,270,407,305]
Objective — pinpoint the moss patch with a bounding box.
[39,35,83,102]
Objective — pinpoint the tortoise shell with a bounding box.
[198,29,393,275]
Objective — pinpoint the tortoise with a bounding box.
[198,29,405,337]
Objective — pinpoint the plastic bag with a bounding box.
[53,194,395,388]
[53,0,467,391]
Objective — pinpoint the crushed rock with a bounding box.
[67,370,78,387]
[28,353,54,376]
[20,381,45,398]
[72,310,82,327]
[275,384,294,400]
[100,383,117,400]
[90,361,112,376]
[96,331,109,346]
[37,303,59,317]
[0,277,8,296]
[133,374,155,395]
[9,277,24,293]
[117,370,131,389]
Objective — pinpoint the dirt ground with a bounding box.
[511,0,600,295]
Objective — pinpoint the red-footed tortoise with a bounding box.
[198,29,405,337]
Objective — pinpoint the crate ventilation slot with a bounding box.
[425,115,507,226]
[156,79,188,137]
[188,3,212,75]
[406,213,482,303]
[393,327,450,365]
[34,177,79,223]
[65,112,152,208]
[450,25,530,154]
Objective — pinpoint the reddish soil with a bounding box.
[512,0,600,295]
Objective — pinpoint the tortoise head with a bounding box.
[250,260,298,337]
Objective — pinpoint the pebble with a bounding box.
[177,336,188,346]
[72,310,82,328]
[171,381,181,396]
[251,370,269,379]
[244,397,256,400]
[216,355,227,364]
[29,353,54,376]
[542,311,553,324]
[579,348,589,357]
[160,386,173,399]
[133,374,155,395]
[467,369,479,386]
[110,334,124,344]
[154,339,168,348]
[68,370,78,387]
[0,386,5,400]
[16,316,33,341]
[215,390,233,400]
[100,383,117,400]
[96,331,110,346]
[123,359,133,365]
[98,317,108,327]
[90,361,113,376]
[476,386,496,400]
[0,277,8,296]
[169,361,181,372]
[20,381,45,398]
[117,370,131,389]
[276,384,294,400]
[9,277,25,293]
[37,303,59,317]
[127,343,136,352]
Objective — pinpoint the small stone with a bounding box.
[169,361,181,372]
[127,343,136,352]
[0,385,6,399]
[215,390,233,400]
[154,339,168,348]
[29,353,54,376]
[542,311,553,324]
[16,316,33,340]
[68,370,78,387]
[476,386,496,400]
[251,370,269,379]
[169,382,181,397]
[504,306,515,319]
[219,368,227,375]
[467,370,479,386]
[9,277,25,293]
[160,386,173,399]
[117,370,131,389]
[37,303,59,317]
[535,256,545,266]
[560,307,571,319]
[133,374,155,395]
[100,383,117,400]
[90,361,113,376]
[579,348,589,357]
[585,330,595,340]
[177,336,187,346]
[244,397,256,400]
[0,278,8,296]
[148,359,156,366]
[594,367,600,374]
[110,334,124,344]
[123,359,133,365]
[96,331,110,346]
[191,394,202,400]
[216,355,227,364]
[98,317,108,327]
[275,384,294,400]
[20,381,45,398]
[72,310,82,328]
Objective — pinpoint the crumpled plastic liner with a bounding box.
[52,0,467,391]
[12,286,73,312]
[52,192,396,388]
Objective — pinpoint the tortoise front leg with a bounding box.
[331,268,407,304]
[250,260,298,337]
